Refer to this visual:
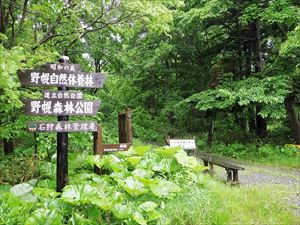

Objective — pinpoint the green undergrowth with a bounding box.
[0,145,299,225]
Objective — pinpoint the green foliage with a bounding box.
[186,76,291,119]
[0,45,57,141]
[0,145,207,224]
[1,144,299,224]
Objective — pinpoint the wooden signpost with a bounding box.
[97,109,132,156]
[19,57,133,192]
[19,56,106,192]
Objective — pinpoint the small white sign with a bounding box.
[169,139,196,150]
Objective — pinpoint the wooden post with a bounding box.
[125,109,133,144]
[56,56,69,192]
[118,112,126,143]
[118,109,133,144]
[93,125,103,174]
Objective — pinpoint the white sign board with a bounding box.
[169,139,196,150]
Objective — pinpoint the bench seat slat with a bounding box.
[197,154,245,170]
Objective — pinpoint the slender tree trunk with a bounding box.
[248,106,256,132]
[207,110,215,146]
[256,105,267,137]
[3,138,14,155]
[284,95,300,144]
[0,0,6,34]
[253,21,267,137]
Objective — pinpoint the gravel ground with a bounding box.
[200,157,300,216]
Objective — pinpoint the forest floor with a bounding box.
[206,157,300,216]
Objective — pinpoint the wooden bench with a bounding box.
[166,138,245,182]
[196,151,245,182]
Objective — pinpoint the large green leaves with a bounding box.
[25,209,62,225]
[10,183,33,197]
[150,180,181,199]
[10,183,36,202]
[119,176,147,196]
[61,184,98,205]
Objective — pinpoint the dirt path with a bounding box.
[209,159,300,216]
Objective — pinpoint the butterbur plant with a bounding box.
[0,145,207,225]
[70,145,207,224]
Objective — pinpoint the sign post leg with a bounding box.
[93,125,103,174]
[56,56,69,192]
[56,110,68,192]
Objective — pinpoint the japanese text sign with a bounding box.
[102,143,130,152]
[169,139,196,150]
[23,99,100,116]
[43,91,83,99]
[18,70,106,88]
[27,121,98,133]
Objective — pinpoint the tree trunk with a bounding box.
[248,106,256,132]
[3,138,14,155]
[284,95,300,144]
[253,21,267,137]
[0,0,6,34]
[256,105,267,137]
[207,110,215,146]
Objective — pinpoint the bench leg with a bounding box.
[226,169,233,182]
[209,163,214,170]
[232,170,239,182]
[226,169,239,182]
[203,160,211,174]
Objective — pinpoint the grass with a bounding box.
[164,175,300,225]
[243,154,300,169]
[0,154,39,185]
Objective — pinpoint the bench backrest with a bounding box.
[167,139,196,150]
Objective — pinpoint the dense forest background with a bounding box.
[0,1,300,224]
[0,0,299,155]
